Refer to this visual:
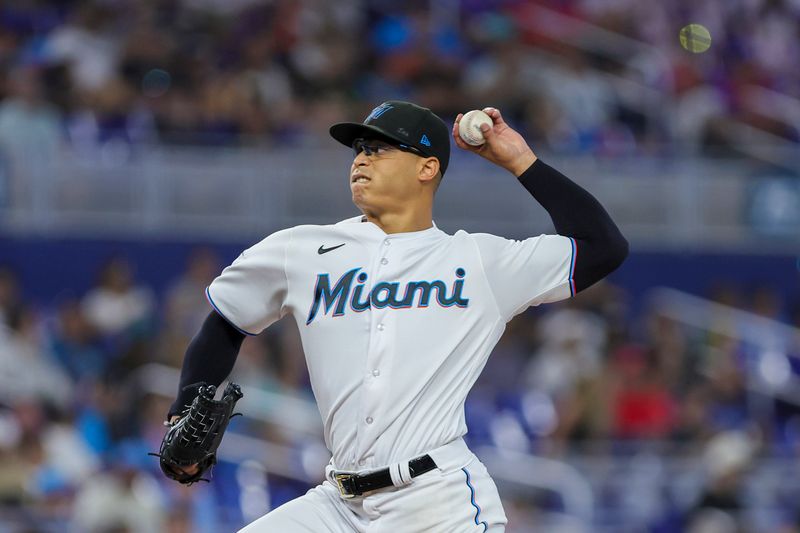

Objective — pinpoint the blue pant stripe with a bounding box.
[462,467,488,532]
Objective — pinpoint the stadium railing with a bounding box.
[1,147,797,251]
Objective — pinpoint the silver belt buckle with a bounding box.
[334,473,356,499]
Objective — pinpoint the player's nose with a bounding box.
[352,148,370,166]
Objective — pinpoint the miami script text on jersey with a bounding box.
[306,267,469,325]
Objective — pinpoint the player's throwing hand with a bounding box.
[452,107,537,177]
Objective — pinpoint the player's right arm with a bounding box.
[453,108,628,319]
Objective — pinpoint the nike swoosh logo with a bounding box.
[318,243,346,255]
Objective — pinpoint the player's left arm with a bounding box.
[453,107,628,293]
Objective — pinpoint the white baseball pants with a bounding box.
[239,438,507,533]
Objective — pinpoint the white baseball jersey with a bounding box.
[207,215,576,472]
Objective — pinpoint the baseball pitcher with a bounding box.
[162,101,628,532]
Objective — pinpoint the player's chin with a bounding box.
[351,190,368,210]
[352,193,386,217]
[351,182,370,202]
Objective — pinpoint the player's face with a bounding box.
[349,139,427,212]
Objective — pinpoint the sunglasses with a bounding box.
[352,138,425,158]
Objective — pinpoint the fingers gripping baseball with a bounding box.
[453,107,537,177]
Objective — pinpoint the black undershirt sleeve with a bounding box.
[517,159,629,293]
[168,310,246,418]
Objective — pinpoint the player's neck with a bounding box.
[362,210,433,235]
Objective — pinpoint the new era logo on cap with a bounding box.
[420,134,431,147]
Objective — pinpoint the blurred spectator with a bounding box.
[609,344,676,439]
[159,248,220,367]
[229,336,284,393]
[684,431,756,533]
[50,298,106,381]
[647,313,689,390]
[0,304,72,406]
[525,306,607,398]
[0,265,21,325]
[43,3,119,94]
[670,69,727,152]
[0,408,29,504]
[0,66,62,207]
[163,248,219,340]
[72,441,166,533]
[704,339,749,432]
[0,66,62,157]
[33,407,99,496]
[542,52,619,152]
[82,257,154,337]
[673,384,714,442]
[523,305,610,443]
[687,510,740,533]
[74,381,124,456]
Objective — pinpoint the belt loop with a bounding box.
[389,461,413,488]
[325,463,336,484]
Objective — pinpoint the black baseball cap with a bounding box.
[330,100,451,176]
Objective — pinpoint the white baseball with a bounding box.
[458,109,493,146]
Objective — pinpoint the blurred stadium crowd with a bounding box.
[0,0,798,159]
[2,1,800,532]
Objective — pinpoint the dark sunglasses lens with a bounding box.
[354,140,380,156]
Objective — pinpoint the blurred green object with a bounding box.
[679,23,712,53]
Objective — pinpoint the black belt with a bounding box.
[333,454,437,498]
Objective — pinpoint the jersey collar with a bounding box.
[337,215,443,241]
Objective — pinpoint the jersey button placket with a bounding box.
[358,239,390,454]
[363,318,387,433]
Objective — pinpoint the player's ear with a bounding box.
[418,157,440,184]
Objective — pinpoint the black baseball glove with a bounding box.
[152,382,244,485]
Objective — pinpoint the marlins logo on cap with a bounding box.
[367,103,394,121]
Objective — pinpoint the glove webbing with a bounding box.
[150,382,243,485]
